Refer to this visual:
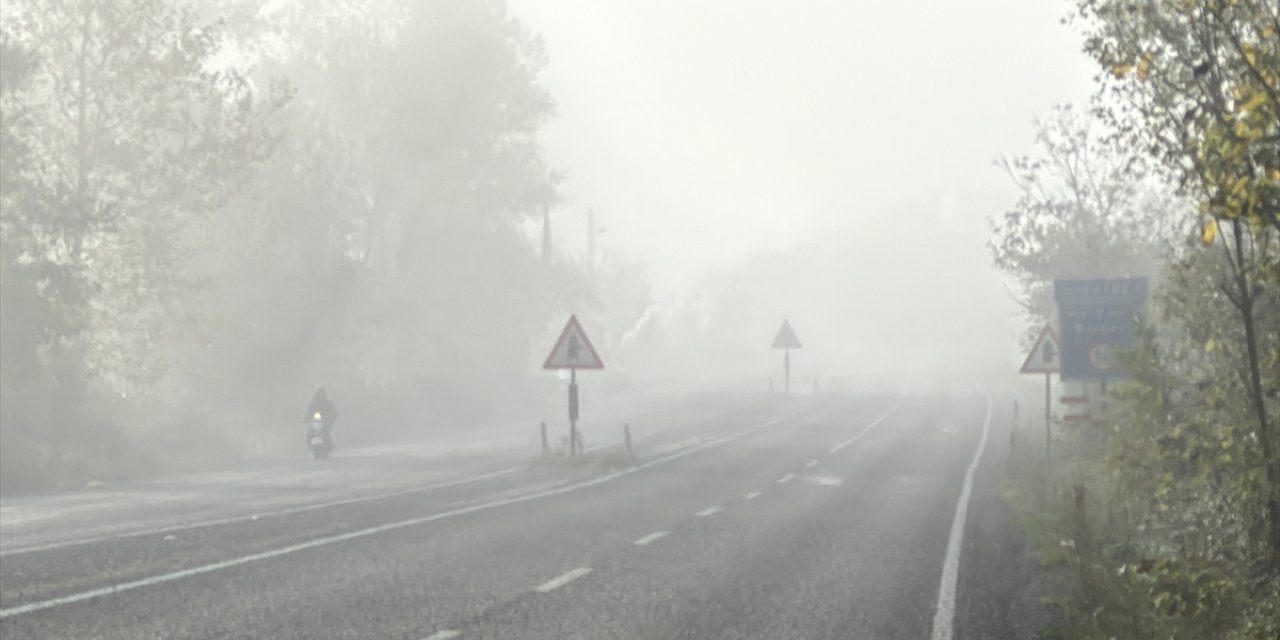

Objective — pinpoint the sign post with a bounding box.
[543,315,604,456]
[1044,372,1051,457]
[771,321,803,395]
[1020,325,1061,458]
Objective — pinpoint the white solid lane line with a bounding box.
[0,465,529,557]
[777,473,796,484]
[828,400,904,455]
[827,369,912,456]
[696,506,723,517]
[633,531,669,546]
[534,567,592,593]
[422,630,460,640]
[743,491,763,501]
[805,459,819,468]
[930,390,993,640]
[0,405,817,620]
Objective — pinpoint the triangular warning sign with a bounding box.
[771,320,802,349]
[543,315,605,370]
[1020,325,1060,374]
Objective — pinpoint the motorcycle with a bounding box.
[307,411,331,460]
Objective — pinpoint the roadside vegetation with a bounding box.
[0,0,661,494]
[992,1,1279,637]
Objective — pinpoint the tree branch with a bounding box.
[1212,6,1280,109]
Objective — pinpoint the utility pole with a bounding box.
[587,208,595,275]
[587,208,608,275]
[541,202,552,266]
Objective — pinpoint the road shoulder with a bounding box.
[954,405,1066,640]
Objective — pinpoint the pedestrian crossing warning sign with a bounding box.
[543,315,604,370]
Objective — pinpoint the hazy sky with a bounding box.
[507,0,1096,293]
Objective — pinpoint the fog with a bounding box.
[509,0,1097,385]
[5,4,1277,638]
[1,0,1095,491]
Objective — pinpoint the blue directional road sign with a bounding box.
[1053,277,1148,380]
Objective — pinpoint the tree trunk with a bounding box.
[1229,219,1280,570]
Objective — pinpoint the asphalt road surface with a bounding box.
[0,385,997,639]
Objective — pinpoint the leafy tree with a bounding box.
[0,37,53,490]
[1066,253,1278,638]
[2,0,277,324]
[990,105,1185,332]
[1076,0,1280,568]
[194,0,567,433]
[0,0,282,477]
[0,0,599,485]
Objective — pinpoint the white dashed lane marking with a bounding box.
[422,630,460,640]
[744,491,762,501]
[0,406,819,620]
[633,531,669,546]
[696,506,723,518]
[777,473,796,484]
[534,567,592,594]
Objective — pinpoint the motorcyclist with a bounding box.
[303,388,338,445]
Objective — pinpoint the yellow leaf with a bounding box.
[1238,91,1268,114]
[1112,63,1133,78]
[1138,54,1153,80]
[1206,338,1216,353]
[1202,219,1218,245]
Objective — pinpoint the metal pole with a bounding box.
[540,421,548,458]
[624,423,633,458]
[1044,372,1052,459]
[784,349,791,396]
[587,209,595,275]
[569,368,578,457]
[1012,400,1020,452]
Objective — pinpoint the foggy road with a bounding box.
[0,389,995,640]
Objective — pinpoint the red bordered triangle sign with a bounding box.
[1020,325,1060,374]
[543,315,604,370]
[771,320,802,349]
